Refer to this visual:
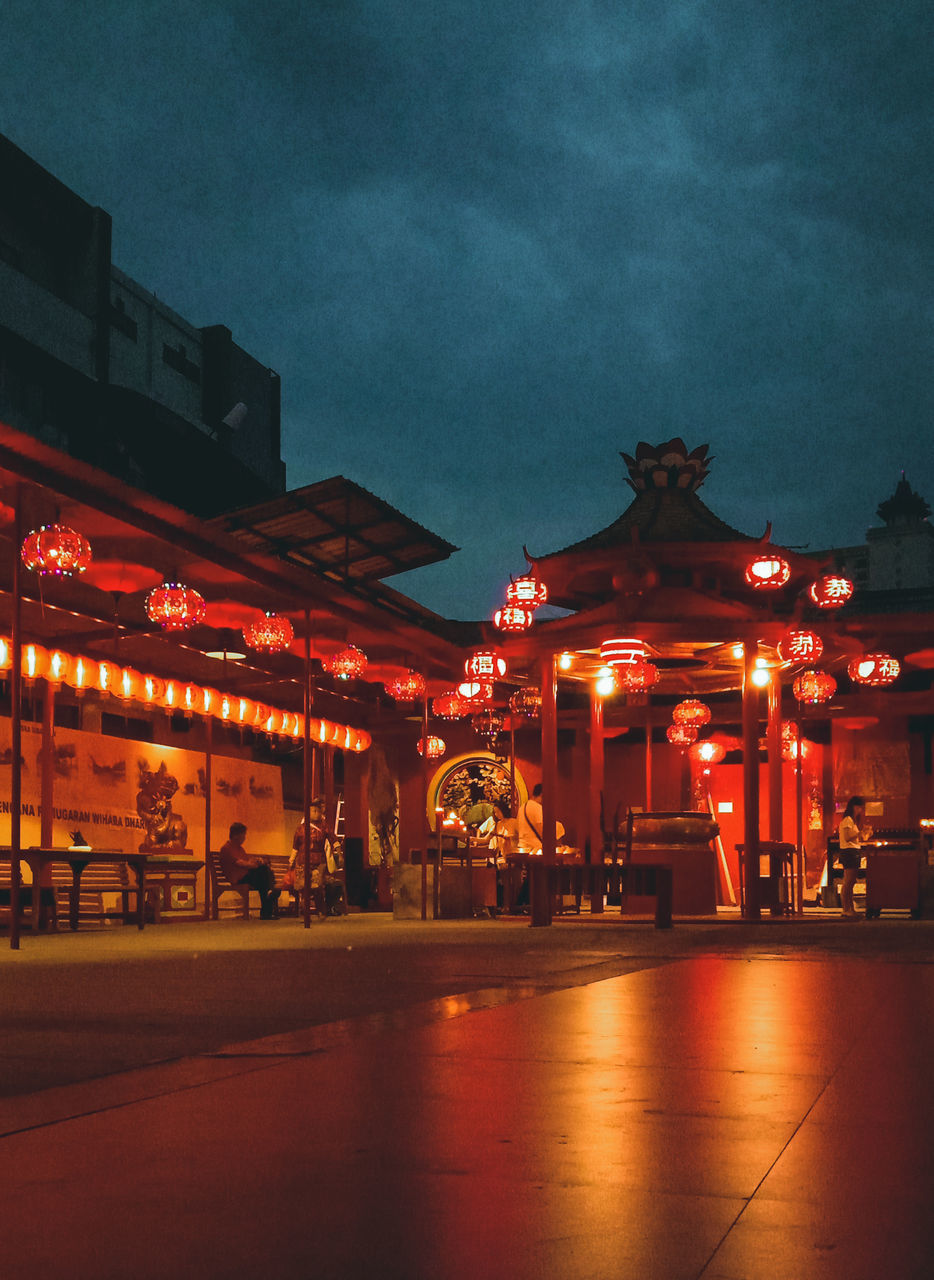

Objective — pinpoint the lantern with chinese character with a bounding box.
[493,605,533,632]
[243,611,294,654]
[457,680,494,702]
[667,723,698,746]
[617,659,659,692]
[690,739,726,765]
[417,735,446,759]
[778,628,824,664]
[809,574,854,609]
[506,574,547,610]
[744,554,791,589]
[599,637,645,668]
[847,653,900,687]
[465,650,507,681]
[322,644,367,681]
[146,582,206,631]
[792,669,837,704]
[21,524,92,577]
[384,669,427,701]
[508,687,542,718]
[432,691,471,719]
[672,698,711,727]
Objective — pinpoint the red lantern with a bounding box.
[457,680,494,703]
[465,650,506,681]
[243,612,294,654]
[21,524,91,577]
[65,655,93,694]
[744,554,790,589]
[667,723,698,746]
[417,735,446,759]
[322,644,367,681]
[600,637,645,668]
[493,605,533,632]
[617,659,659,692]
[809,574,854,609]
[472,709,505,745]
[432,691,471,719]
[672,698,711,727]
[146,583,206,631]
[690,739,726,765]
[235,696,257,727]
[142,674,166,705]
[47,650,71,685]
[22,644,50,682]
[778,628,823,664]
[506,574,547,609]
[508,687,542,718]
[116,667,143,701]
[847,653,900,687]
[384,669,427,701]
[793,669,837,704]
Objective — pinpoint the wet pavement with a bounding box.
[2,912,933,1278]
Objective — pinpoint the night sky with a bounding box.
[2,1,932,619]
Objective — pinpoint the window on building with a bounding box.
[162,341,201,384]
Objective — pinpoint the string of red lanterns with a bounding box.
[0,635,371,751]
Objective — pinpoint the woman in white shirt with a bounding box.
[837,795,872,919]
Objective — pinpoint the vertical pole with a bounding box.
[422,691,429,920]
[303,614,312,928]
[204,715,213,920]
[532,651,557,927]
[40,679,54,848]
[741,642,761,920]
[644,721,653,812]
[795,721,804,912]
[767,676,782,841]
[9,494,23,949]
[589,690,605,913]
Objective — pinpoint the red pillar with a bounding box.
[589,691,605,914]
[741,642,761,920]
[531,651,557,927]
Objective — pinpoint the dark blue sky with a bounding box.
[2,1,932,618]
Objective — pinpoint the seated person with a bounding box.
[515,784,565,854]
[476,802,519,865]
[218,822,280,919]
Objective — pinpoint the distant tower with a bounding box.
[864,474,934,591]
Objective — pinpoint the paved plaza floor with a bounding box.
[2,911,933,1278]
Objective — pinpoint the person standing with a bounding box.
[218,822,280,919]
[838,795,872,919]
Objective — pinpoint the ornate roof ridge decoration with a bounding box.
[621,438,712,493]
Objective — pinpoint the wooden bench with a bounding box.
[1,861,153,929]
[208,851,293,919]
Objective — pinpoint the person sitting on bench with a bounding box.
[218,822,281,919]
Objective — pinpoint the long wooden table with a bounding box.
[0,848,151,932]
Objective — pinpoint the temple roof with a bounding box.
[877,474,931,527]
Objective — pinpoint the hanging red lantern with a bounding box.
[506,574,548,610]
[142,674,166,705]
[22,644,50,682]
[116,667,143,701]
[809,574,854,609]
[508,687,542,718]
[847,653,900,687]
[667,723,698,746]
[21,524,92,577]
[384,669,427,701]
[778,628,824,664]
[465,650,507,681]
[600,637,646,668]
[432,691,471,719]
[744,554,790,589]
[792,669,837,704]
[472,709,505,746]
[617,659,659,692]
[146,582,206,631]
[47,650,71,685]
[417,735,446,759]
[243,611,294,654]
[493,605,533,632]
[457,679,494,703]
[322,644,367,681]
[235,696,257,727]
[690,739,726,765]
[672,698,711,727]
